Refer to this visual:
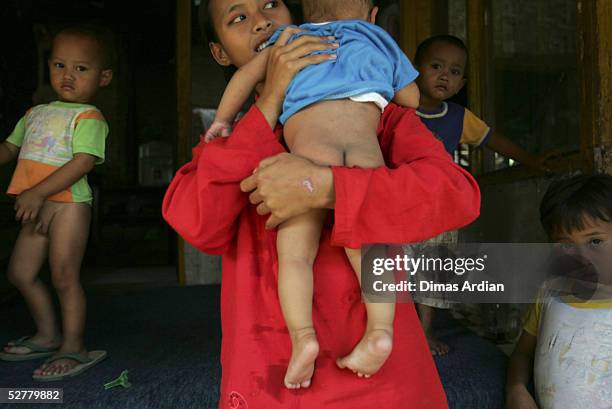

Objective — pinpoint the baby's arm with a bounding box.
[205,49,271,142]
[14,153,96,224]
[392,82,420,109]
[0,142,19,166]
[505,331,539,409]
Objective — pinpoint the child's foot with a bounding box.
[3,335,61,356]
[425,332,449,356]
[33,348,87,378]
[336,328,392,377]
[284,329,319,389]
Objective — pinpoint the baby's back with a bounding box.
[277,20,417,125]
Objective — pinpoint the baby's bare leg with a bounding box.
[277,210,326,389]
[34,202,91,377]
[278,114,350,388]
[4,221,61,355]
[338,127,395,377]
[286,100,395,378]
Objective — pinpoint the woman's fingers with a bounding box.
[256,203,270,216]
[265,215,282,230]
[249,191,262,205]
[257,153,285,170]
[283,52,337,73]
[275,32,335,54]
[274,35,337,62]
[272,26,304,46]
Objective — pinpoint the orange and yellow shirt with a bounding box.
[5,101,107,203]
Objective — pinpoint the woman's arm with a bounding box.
[331,105,480,247]
[163,106,285,253]
[241,104,481,246]
[163,30,337,253]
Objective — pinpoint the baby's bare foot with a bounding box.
[336,328,392,377]
[284,329,319,389]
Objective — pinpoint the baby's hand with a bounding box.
[203,121,233,143]
[14,188,45,224]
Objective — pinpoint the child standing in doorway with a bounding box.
[412,34,553,355]
[205,0,421,389]
[0,25,113,381]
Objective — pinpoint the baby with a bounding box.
[206,0,420,389]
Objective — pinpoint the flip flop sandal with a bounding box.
[32,351,107,382]
[0,336,59,362]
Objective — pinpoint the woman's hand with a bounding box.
[256,27,338,128]
[240,153,334,229]
[15,188,45,224]
[505,384,539,409]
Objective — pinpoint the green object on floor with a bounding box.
[104,370,131,390]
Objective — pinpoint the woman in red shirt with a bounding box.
[163,1,480,408]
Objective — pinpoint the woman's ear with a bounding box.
[209,41,231,66]
[368,6,379,24]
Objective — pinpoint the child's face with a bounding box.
[553,217,612,288]
[416,41,467,104]
[48,33,112,104]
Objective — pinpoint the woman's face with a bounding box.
[209,0,292,68]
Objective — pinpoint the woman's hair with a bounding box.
[540,174,612,237]
[198,0,235,81]
[302,0,373,22]
[414,34,468,71]
[198,0,218,44]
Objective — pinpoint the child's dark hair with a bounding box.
[54,24,115,69]
[414,34,468,72]
[540,174,612,237]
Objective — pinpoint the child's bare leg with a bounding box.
[285,99,391,379]
[277,209,326,389]
[34,202,90,377]
[336,248,394,377]
[416,303,449,356]
[4,223,61,354]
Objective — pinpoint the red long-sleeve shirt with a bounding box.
[163,103,480,409]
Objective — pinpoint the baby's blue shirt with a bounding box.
[266,20,419,124]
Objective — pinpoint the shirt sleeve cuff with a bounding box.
[477,128,493,147]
